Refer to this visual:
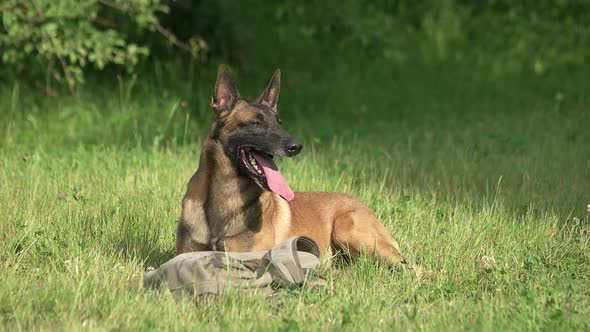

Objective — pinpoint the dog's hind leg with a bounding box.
[332,209,406,265]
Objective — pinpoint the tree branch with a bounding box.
[154,23,193,52]
[97,0,125,12]
[0,3,27,13]
[30,0,77,95]
[97,0,194,53]
[91,16,116,28]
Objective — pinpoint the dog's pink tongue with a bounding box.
[251,152,294,201]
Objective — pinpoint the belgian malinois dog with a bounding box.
[176,65,406,265]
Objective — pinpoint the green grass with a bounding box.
[1,62,589,331]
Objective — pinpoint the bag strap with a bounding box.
[255,236,321,286]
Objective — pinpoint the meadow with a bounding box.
[1,61,589,330]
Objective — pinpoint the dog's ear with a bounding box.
[255,69,281,111]
[211,64,240,116]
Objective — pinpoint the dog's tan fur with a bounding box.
[176,65,405,265]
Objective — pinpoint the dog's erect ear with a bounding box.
[211,64,240,115]
[255,69,281,111]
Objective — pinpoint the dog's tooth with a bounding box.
[253,163,261,173]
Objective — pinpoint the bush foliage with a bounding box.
[0,0,205,93]
[1,0,589,92]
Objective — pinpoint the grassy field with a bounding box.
[1,62,589,330]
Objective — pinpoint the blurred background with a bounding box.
[1,0,589,215]
[2,0,589,92]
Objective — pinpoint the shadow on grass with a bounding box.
[78,210,177,268]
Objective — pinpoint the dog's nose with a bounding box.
[286,141,303,156]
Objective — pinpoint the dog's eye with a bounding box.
[250,120,263,126]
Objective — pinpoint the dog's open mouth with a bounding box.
[240,146,269,177]
[239,147,294,201]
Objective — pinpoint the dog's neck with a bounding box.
[200,139,267,249]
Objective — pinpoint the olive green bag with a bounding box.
[144,236,325,299]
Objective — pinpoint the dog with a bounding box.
[176,65,406,265]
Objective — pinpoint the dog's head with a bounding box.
[208,64,302,201]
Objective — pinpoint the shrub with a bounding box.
[0,0,205,93]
